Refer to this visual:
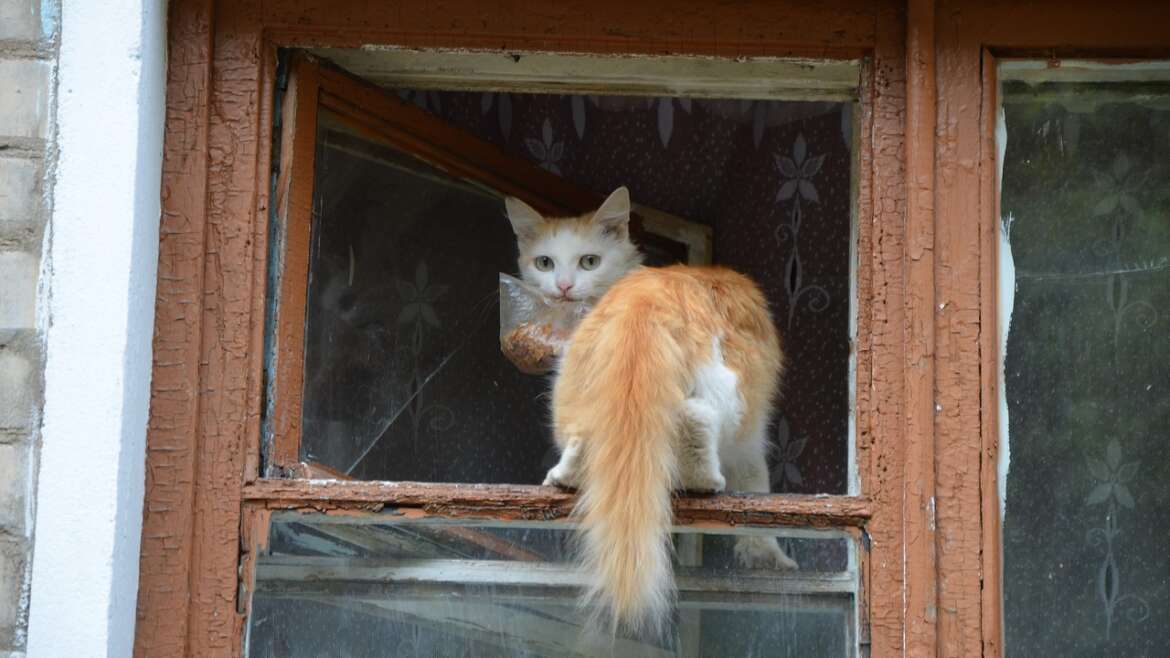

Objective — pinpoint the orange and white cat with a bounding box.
[506,187,797,636]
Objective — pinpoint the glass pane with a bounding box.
[298,111,550,481]
[999,62,1170,655]
[245,514,859,657]
[282,83,857,493]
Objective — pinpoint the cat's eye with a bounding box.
[534,256,554,271]
[579,254,601,270]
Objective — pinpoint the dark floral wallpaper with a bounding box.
[407,90,856,494]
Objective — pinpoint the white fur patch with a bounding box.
[689,337,744,444]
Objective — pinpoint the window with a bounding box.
[247,51,866,655]
[265,53,860,494]
[998,61,1170,655]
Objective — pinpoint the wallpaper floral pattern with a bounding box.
[418,90,854,494]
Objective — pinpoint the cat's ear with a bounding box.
[592,186,631,238]
[505,196,544,240]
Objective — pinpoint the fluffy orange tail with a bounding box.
[558,298,692,636]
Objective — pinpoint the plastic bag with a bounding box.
[499,273,591,375]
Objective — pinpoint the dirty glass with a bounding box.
[999,63,1170,656]
[286,87,857,493]
[245,514,859,657]
[294,110,553,482]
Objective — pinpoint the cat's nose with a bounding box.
[557,281,574,293]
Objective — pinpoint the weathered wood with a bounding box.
[940,9,1170,658]
[179,1,269,650]
[133,0,214,655]
[904,2,939,658]
[308,47,860,100]
[243,480,873,528]
[261,0,881,59]
[268,56,321,472]
[236,506,271,619]
[857,6,908,656]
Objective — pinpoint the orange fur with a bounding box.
[552,265,783,635]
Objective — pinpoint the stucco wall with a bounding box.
[1,0,166,655]
[0,0,56,653]
[24,0,166,654]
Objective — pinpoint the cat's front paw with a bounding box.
[734,536,799,571]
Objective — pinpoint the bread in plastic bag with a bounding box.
[499,273,591,375]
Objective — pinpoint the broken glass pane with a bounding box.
[296,110,551,482]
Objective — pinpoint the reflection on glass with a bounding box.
[300,111,556,482]
[1000,63,1170,656]
[246,514,858,657]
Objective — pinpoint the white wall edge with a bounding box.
[995,104,1013,525]
[26,1,167,656]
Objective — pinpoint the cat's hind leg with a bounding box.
[734,534,799,571]
[677,340,743,493]
[677,398,727,493]
[722,420,799,571]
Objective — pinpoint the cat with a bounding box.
[505,186,797,637]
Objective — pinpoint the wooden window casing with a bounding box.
[261,49,874,657]
[134,1,1170,656]
[138,2,901,656]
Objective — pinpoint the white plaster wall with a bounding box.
[25,0,167,656]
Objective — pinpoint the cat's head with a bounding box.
[505,186,643,302]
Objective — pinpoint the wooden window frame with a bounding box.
[134,0,1170,656]
[258,49,873,656]
[930,5,1170,656]
[138,3,899,656]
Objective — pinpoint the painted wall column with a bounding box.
[25,0,167,655]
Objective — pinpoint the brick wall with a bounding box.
[0,0,56,653]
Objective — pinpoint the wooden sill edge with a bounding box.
[242,479,872,528]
